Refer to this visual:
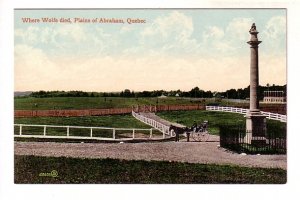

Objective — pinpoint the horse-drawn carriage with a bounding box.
[169,120,210,142]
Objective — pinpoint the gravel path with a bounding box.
[14,141,287,169]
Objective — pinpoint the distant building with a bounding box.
[158,94,167,98]
[263,91,286,103]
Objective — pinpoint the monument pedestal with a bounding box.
[245,111,267,146]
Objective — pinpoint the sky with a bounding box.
[14,9,286,92]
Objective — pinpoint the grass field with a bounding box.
[14,155,286,184]
[15,96,286,115]
[14,110,285,137]
[157,110,246,135]
[14,96,205,110]
[14,114,162,138]
[14,111,246,136]
[157,110,286,136]
[15,114,150,127]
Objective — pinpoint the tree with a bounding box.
[123,89,131,97]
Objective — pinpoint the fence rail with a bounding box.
[206,106,286,122]
[14,124,166,141]
[15,104,205,118]
[132,111,173,138]
[14,108,133,118]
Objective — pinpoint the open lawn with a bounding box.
[157,110,246,135]
[15,96,286,111]
[14,155,286,184]
[157,110,286,136]
[14,110,285,137]
[14,114,162,138]
[14,114,149,128]
[14,97,205,110]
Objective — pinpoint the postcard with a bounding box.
[2,0,299,198]
[13,8,287,185]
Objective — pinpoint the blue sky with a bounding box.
[14,9,286,92]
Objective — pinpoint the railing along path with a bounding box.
[14,124,167,141]
[206,106,286,122]
[132,111,175,138]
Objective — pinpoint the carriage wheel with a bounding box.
[192,131,209,142]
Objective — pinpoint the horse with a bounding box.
[169,125,191,142]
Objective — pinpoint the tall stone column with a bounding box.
[245,23,266,145]
[247,23,261,113]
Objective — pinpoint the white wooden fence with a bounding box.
[14,124,163,140]
[132,111,173,138]
[206,106,287,122]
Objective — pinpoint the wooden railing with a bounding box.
[14,124,166,140]
[132,111,173,138]
[206,106,287,122]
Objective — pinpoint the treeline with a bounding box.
[28,84,286,99]
[219,84,286,100]
[28,88,214,98]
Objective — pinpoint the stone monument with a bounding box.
[245,23,267,145]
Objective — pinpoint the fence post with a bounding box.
[150,128,152,138]
[113,128,116,139]
[90,128,93,138]
[132,129,135,139]
[43,125,46,136]
[19,125,22,136]
[67,126,69,137]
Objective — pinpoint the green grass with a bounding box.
[14,114,150,127]
[157,110,286,136]
[14,114,161,137]
[14,97,203,110]
[15,96,286,114]
[15,110,286,137]
[157,110,246,135]
[14,155,286,184]
[14,110,244,136]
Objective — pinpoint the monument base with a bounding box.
[245,112,267,145]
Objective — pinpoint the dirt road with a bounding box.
[14,141,286,169]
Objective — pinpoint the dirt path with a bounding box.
[14,141,286,169]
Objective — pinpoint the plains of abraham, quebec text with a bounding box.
[21,17,146,24]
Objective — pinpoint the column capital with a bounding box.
[248,23,262,46]
[247,40,262,47]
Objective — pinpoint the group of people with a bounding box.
[170,120,208,142]
[191,120,208,133]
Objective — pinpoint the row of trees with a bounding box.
[28,84,286,99]
[28,88,214,98]
[219,84,286,100]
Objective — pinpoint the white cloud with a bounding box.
[120,26,134,34]
[263,16,286,39]
[141,11,193,39]
[203,26,224,42]
[56,24,86,43]
[261,15,286,55]
[139,11,199,54]
[14,44,60,90]
[225,17,254,41]
[15,26,40,44]
[15,24,113,56]
[200,17,254,55]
